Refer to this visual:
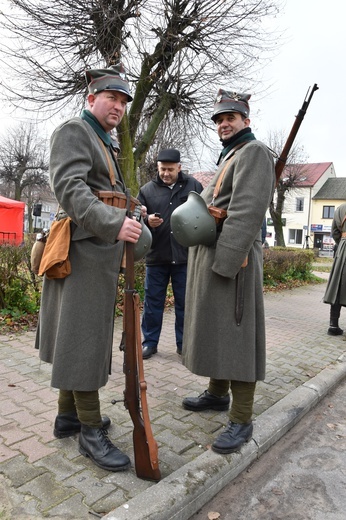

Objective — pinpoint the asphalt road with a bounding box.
[189,378,346,520]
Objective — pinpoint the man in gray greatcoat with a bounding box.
[323,202,346,335]
[35,63,143,472]
[181,89,276,454]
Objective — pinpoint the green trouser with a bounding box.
[208,378,256,424]
[58,389,103,428]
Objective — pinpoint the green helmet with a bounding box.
[170,191,216,247]
[134,217,152,261]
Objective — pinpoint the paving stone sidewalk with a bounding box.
[1,274,346,519]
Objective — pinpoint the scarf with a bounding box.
[80,109,112,146]
[80,109,126,189]
[217,127,256,165]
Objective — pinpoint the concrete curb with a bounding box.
[104,354,346,520]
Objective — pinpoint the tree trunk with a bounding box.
[117,115,136,194]
[269,201,285,247]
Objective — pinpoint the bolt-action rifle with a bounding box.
[275,83,319,185]
[118,189,161,481]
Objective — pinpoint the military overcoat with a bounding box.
[35,117,127,391]
[182,141,275,382]
[324,203,346,306]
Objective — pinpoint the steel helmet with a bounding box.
[170,191,216,247]
[134,217,152,261]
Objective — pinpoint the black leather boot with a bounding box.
[79,425,130,472]
[142,345,158,359]
[328,303,343,336]
[53,412,111,438]
[212,421,253,454]
[182,390,230,411]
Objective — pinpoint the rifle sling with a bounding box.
[211,142,250,204]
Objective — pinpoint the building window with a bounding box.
[322,206,335,219]
[289,229,303,244]
[295,198,304,212]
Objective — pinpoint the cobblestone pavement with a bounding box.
[1,273,346,519]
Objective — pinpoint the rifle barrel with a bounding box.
[275,84,319,183]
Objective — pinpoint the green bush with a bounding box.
[0,237,146,323]
[116,260,146,315]
[0,238,317,328]
[0,236,41,317]
[263,247,315,287]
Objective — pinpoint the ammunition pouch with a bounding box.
[93,190,140,211]
[94,190,152,261]
[207,205,227,226]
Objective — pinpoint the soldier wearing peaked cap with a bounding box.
[35,63,144,472]
[85,63,133,100]
[181,88,276,454]
[323,202,346,335]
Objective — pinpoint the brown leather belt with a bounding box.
[94,190,140,212]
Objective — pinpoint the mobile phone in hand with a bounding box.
[154,212,161,218]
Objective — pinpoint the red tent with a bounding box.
[0,196,25,246]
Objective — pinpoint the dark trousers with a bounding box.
[141,264,187,350]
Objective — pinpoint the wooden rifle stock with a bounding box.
[122,190,161,481]
[275,84,319,185]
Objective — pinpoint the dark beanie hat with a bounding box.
[211,89,251,122]
[157,148,181,163]
[85,62,133,101]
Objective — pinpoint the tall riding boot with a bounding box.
[328,303,343,335]
[79,425,130,472]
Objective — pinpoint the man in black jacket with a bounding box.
[137,149,203,359]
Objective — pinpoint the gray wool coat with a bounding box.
[324,203,346,306]
[35,117,128,391]
[182,140,275,382]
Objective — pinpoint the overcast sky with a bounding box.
[1,0,343,176]
[253,0,344,176]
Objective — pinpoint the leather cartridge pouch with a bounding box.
[94,190,143,272]
[94,190,139,212]
[207,205,227,225]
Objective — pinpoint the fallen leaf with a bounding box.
[272,487,284,495]
[208,512,220,520]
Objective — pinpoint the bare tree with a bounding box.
[266,130,309,247]
[137,113,193,184]
[0,0,281,191]
[0,123,49,230]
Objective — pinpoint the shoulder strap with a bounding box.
[211,142,250,204]
[98,138,116,186]
[340,215,346,233]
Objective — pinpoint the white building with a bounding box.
[266,162,336,248]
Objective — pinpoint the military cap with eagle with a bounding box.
[211,89,251,121]
[85,62,133,102]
